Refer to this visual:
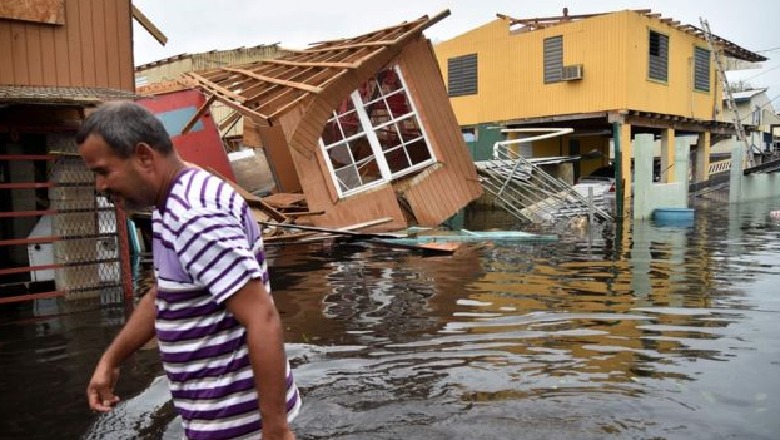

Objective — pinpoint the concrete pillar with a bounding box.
[675,137,691,201]
[633,134,654,220]
[620,123,632,219]
[695,132,711,183]
[729,136,744,203]
[660,128,676,183]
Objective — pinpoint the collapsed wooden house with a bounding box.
[181,10,483,232]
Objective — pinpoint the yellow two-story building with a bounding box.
[434,9,765,215]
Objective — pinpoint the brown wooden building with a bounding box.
[0,0,163,304]
[184,11,483,231]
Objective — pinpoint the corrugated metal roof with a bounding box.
[498,9,767,62]
[729,89,766,102]
[0,85,137,104]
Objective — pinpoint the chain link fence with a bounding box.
[48,134,125,306]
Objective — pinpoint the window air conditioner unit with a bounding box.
[561,64,583,81]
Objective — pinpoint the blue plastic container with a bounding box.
[653,208,695,227]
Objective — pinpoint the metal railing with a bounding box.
[476,128,612,224]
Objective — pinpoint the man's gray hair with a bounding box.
[76,101,174,157]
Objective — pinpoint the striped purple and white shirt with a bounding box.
[151,168,301,440]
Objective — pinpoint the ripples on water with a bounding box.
[2,198,780,439]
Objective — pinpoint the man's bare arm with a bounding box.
[226,280,294,440]
[87,288,158,411]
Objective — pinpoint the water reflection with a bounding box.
[2,198,780,439]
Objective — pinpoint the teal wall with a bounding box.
[633,134,689,220]
[464,124,504,161]
[730,142,780,202]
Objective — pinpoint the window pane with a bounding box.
[374,125,399,151]
[358,76,380,104]
[447,53,478,97]
[322,121,344,146]
[396,115,422,144]
[338,110,362,138]
[377,69,404,96]
[348,137,374,162]
[384,147,411,173]
[327,143,352,168]
[334,165,361,192]
[694,47,711,92]
[385,91,412,119]
[648,31,668,82]
[365,99,392,126]
[406,138,433,165]
[543,36,563,84]
[355,158,382,186]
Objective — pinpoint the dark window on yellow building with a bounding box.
[694,46,711,92]
[648,30,669,82]
[544,36,563,83]
[447,54,478,97]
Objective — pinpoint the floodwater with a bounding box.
[2,197,780,439]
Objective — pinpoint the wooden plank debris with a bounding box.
[261,192,307,208]
[131,3,168,45]
[205,166,287,222]
[0,0,65,25]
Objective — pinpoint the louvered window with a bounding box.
[648,30,669,82]
[694,46,711,92]
[447,54,478,97]
[544,36,563,83]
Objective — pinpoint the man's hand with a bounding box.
[87,361,120,411]
[85,288,157,412]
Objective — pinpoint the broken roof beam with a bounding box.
[180,95,215,136]
[501,8,653,26]
[131,3,168,45]
[300,40,398,53]
[509,13,602,24]
[218,111,242,132]
[223,67,324,94]
[185,72,247,103]
[263,59,360,69]
[183,72,272,124]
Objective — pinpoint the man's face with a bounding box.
[78,133,156,211]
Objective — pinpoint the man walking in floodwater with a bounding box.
[79,102,301,440]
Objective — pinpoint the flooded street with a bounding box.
[2,197,780,439]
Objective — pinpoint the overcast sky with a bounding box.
[132,0,780,104]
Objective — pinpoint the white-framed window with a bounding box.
[319,66,436,198]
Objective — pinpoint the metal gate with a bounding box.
[0,132,130,306]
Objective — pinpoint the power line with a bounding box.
[742,64,780,82]
[757,46,780,53]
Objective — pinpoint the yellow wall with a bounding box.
[434,10,722,126]
[624,13,719,119]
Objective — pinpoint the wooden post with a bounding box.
[115,206,134,302]
[660,127,676,183]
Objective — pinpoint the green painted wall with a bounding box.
[464,124,504,161]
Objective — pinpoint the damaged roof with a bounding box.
[182,10,450,124]
[497,9,767,63]
[0,85,137,104]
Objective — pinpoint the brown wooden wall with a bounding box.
[396,37,483,225]
[255,123,302,193]
[280,36,481,231]
[282,61,409,232]
[0,0,133,90]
